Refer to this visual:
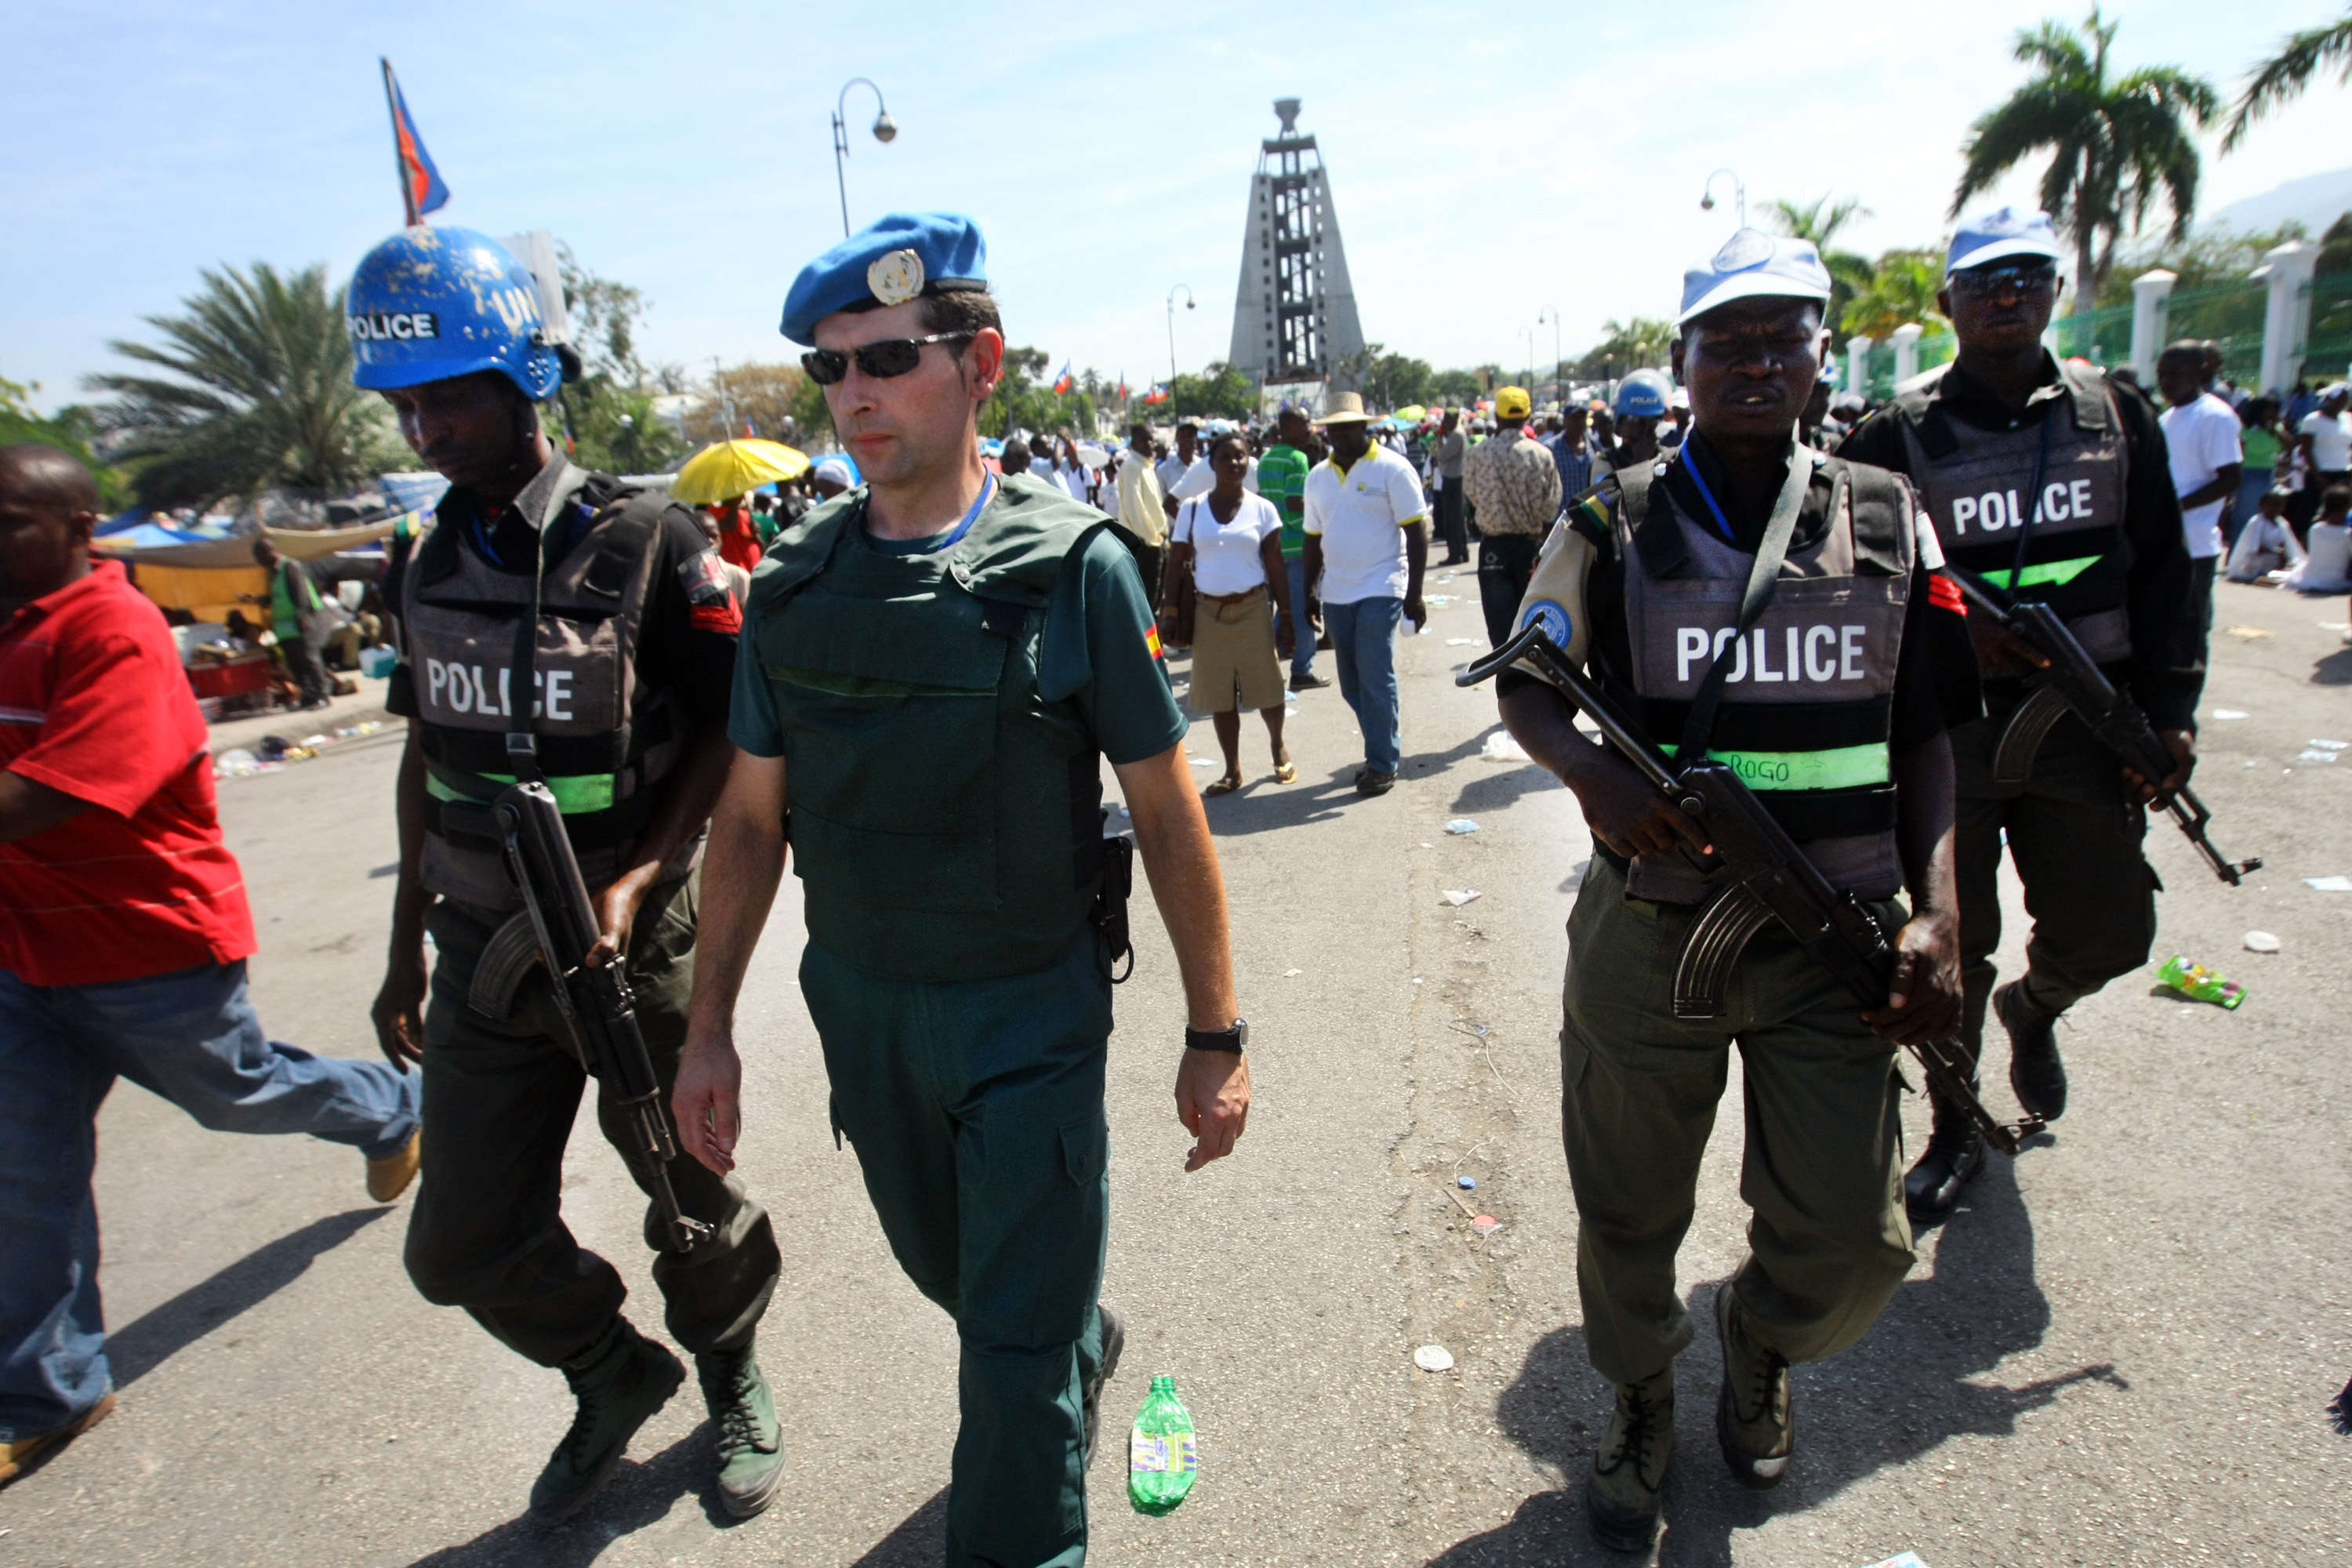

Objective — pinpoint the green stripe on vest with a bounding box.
[1979,554,2102,590]
[426,770,616,815]
[1704,742,1890,792]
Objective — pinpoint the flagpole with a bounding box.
[381,58,419,227]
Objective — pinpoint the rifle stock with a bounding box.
[1461,624,2043,1155]
[493,782,715,1254]
[1945,571,2260,887]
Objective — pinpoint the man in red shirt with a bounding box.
[0,445,421,1486]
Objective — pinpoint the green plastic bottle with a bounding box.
[1127,1375,1198,1516]
[2159,954,2245,1010]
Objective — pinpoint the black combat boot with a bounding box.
[1904,1088,1987,1223]
[1995,978,2067,1121]
[1585,1367,1674,1552]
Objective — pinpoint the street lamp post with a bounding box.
[832,78,898,238]
[1700,168,1747,229]
[1519,326,1536,396]
[1166,285,1195,389]
[1537,307,1563,405]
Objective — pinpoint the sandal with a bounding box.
[1273,761,1299,785]
[1203,775,1243,797]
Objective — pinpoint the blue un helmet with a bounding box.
[347,226,564,401]
[1614,368,1673,419]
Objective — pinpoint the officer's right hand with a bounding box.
[371,949,428,1073]
[672,1027,742,1176]
[1570,753,1711,862]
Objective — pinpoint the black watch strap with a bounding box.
[1184,1018,1248,1054]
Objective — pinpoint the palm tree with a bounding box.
[2222,8,2352,151]
[1952,8,2217,325]
[1768,194,1877,348]
[1842,252,1951,342]
[89,262,397,510]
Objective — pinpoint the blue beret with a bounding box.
[1946,207,2063,278]
[780,212,989,345]
[1676,228,1833,327]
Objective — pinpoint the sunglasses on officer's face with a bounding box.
[1951,263,2059,299]
[800,332,976,385]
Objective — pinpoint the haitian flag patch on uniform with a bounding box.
[678,548,743,633]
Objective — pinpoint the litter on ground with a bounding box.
[1439,889,1483,906]
[1444,818,1479,835]
[1480,731,1531,763]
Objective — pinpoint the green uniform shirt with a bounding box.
[1260,443,1312,558]
[729,519,1186,767]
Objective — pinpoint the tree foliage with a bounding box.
[2089,221,2312,309]
[1953,7,2217,318]
[0,377,131,508]
[88,261,400,510]
[978,347,1101,438]
[681,362,818,448]
[1167,361,1254,421]
[1842,250,1951,340]
[1768,194,1878,349]
[548,248,688,477]
[1570,321,1675,381]
[1356,347,1436,412]
[2223,8,2352,151]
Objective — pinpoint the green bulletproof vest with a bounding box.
[749,475,1115,982]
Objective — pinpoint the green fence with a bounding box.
[2045,303,2134,369]
[2164,280,2268,387]
[2304,271,2352,387]
[1916,330,1956,376]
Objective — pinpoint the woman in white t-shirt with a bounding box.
[1166,432,1300,794]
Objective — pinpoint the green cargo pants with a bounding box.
[800,927,1113,1568]
[405,873,782,1367]
[1559,856,1916,1386]
[1951,693,2157,1080]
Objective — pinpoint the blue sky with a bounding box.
[4,0,2345,413]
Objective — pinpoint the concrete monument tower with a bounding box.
[1229,98,1366,390]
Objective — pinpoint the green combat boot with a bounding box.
[529,1318,684,1523]
[1083,1306,1127,1468]
[1713,1287,1791,1490]
[1584,1368,1673,1552]
[697,1345,784,1519]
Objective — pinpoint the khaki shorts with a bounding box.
[1187,584,1285,713]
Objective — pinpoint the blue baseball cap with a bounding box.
[1945,208,2064,278]
[1675,229,1834,328]
[781,212,990,345]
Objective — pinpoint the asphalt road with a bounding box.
[3,573,2347,1566]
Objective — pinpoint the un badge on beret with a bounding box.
[868,249,925,307]
[1711,229,1775,273]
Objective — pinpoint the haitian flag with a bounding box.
[1052,362,1074,395]
[1143,382,1169,405]
[380,59,451,225]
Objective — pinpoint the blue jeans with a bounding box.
[0,960,420,1439]
[1279,555,1316,680]
[1325,595,1403,775]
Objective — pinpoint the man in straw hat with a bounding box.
[1301,390,1430,796]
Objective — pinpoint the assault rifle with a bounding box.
[493,782,714,1254]
[1944,569,2260,887]
[1461,623,2043,1155]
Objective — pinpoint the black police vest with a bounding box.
[1608,451,1917,904]
[748,477,1116,982]
[1892,360,2132,664]
[389,466,686,910]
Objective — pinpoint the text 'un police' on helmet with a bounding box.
[347,225,565,402]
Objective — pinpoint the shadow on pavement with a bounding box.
[1450,762,1563,818]
[107,1206,392,1387]
[406,1429,715,1567]
[2311,648,2352,686]
[1428,1150,2126,1565]
[848,1486,950,1566]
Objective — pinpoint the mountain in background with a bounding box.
[2209,167,2352,238]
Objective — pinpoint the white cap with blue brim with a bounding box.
[1945,208,2065,278]
[1675,229,1834,328]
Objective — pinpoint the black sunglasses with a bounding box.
[1951,263,2059,299]
[801,332,975,385]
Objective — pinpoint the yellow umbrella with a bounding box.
[671,438,811,503]
[1392,404,1428,423]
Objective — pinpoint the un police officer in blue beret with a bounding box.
[1498,232,1978,1549]
[673,212,1253,1566]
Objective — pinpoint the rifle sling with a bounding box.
[1675,441,1813,764]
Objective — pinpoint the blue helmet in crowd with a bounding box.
[346,226,564,401]
[1614,368,1673,419]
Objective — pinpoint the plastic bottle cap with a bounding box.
[1414,1344,1455,1373]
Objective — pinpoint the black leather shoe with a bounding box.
[1904,1112,1986,1223]
[1996,979,2067,1121]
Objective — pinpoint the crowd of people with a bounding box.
[3,194,2347,1567]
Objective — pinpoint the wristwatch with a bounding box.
[1184,1018,1248,1054]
